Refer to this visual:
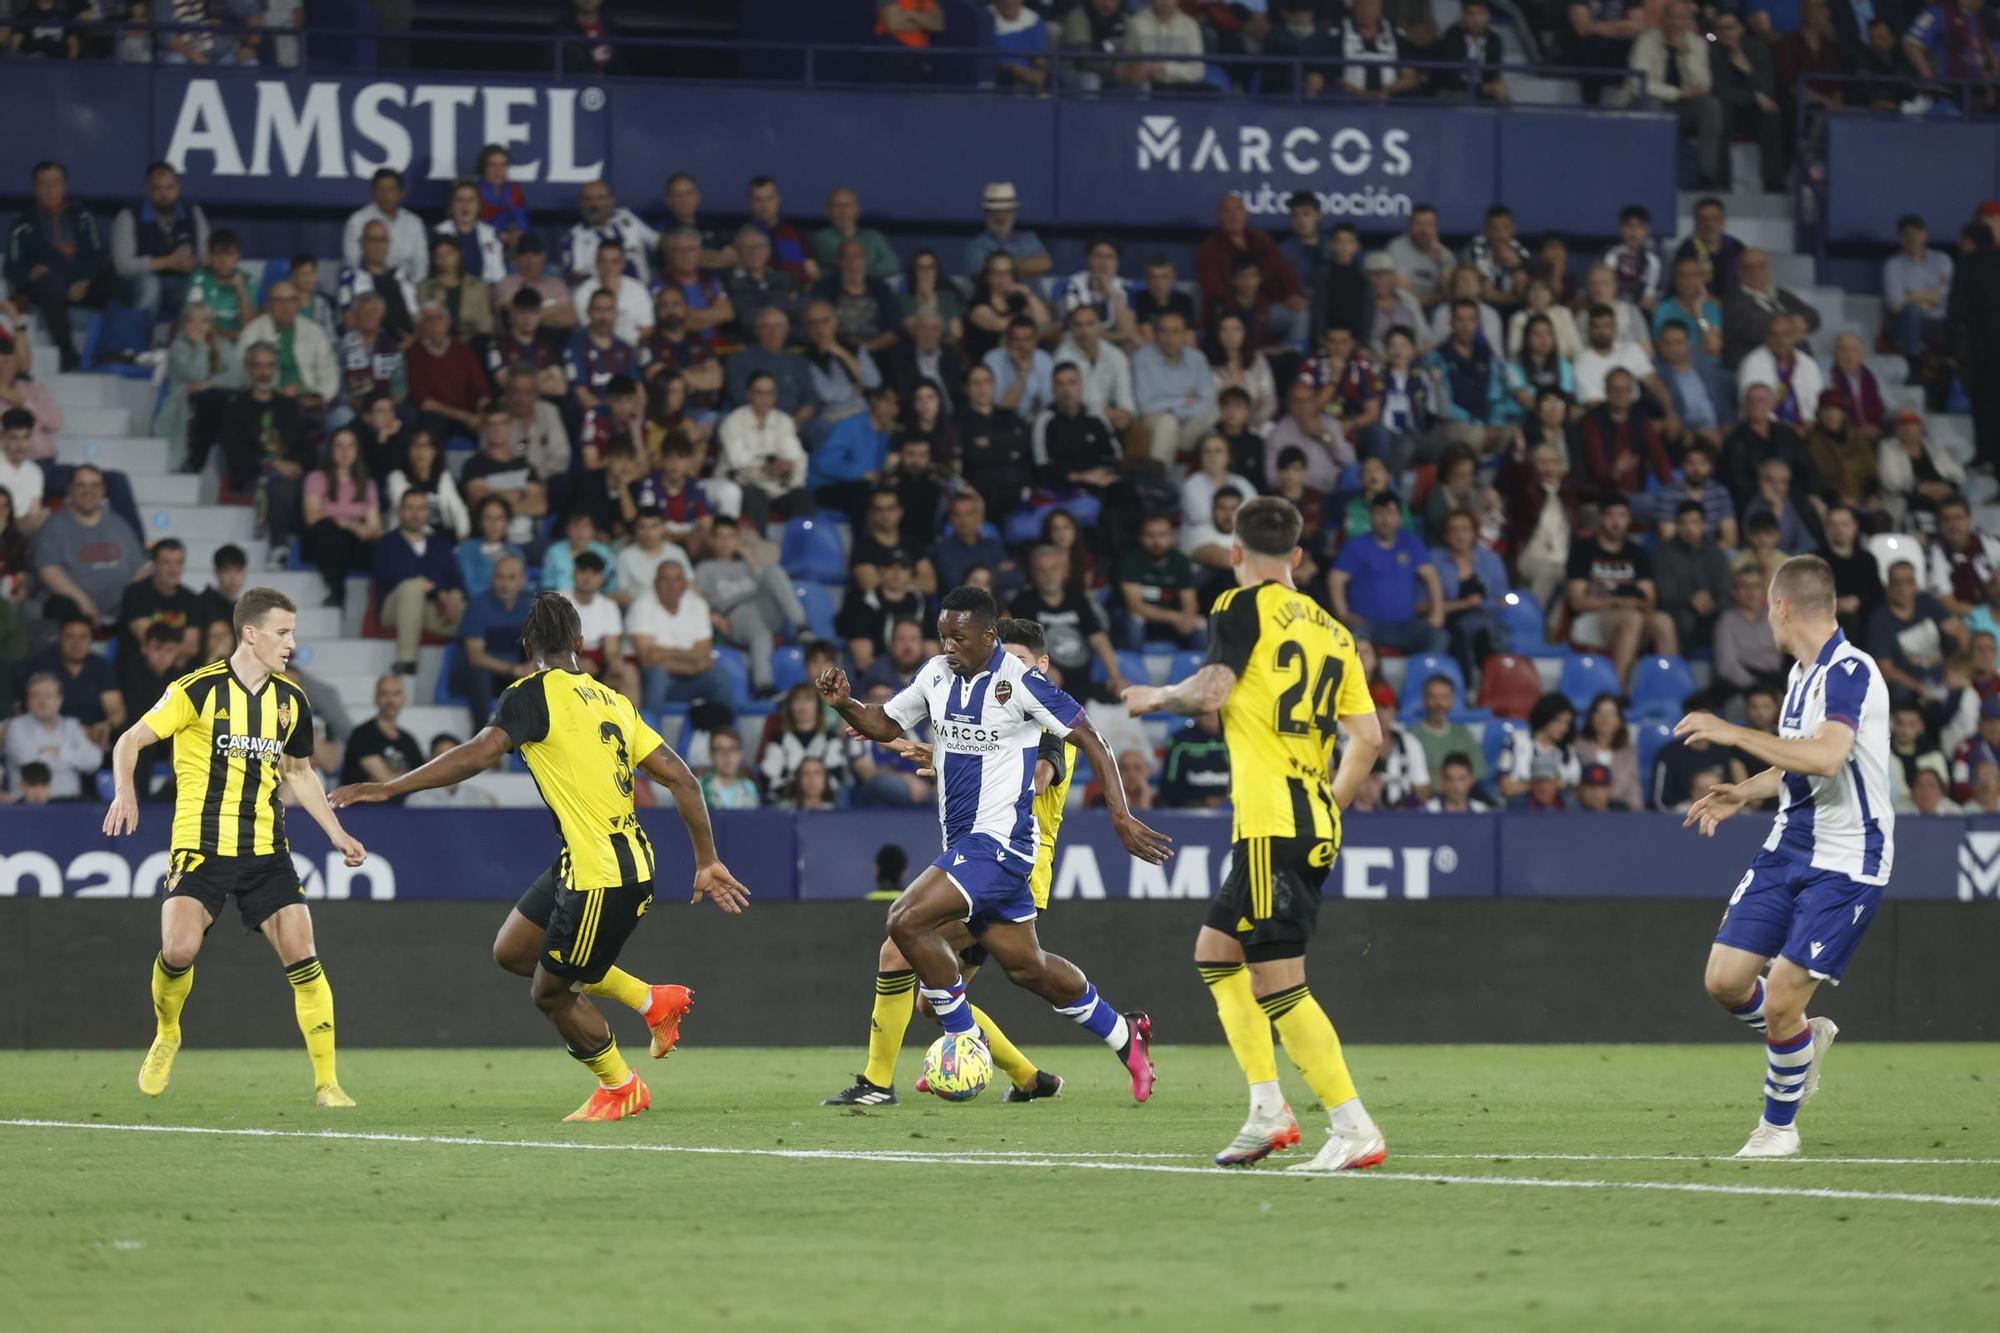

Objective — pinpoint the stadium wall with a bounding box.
[2,898,1994,1049]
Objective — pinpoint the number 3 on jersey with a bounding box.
[1272,640,1342,738]
[600,720,635,797]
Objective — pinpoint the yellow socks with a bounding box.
[969,1004,1038,1091]
[582,966,651,1014]
[283,956,338,1089]
[1199,961,1278,1085]
[864,969,917,1088]
[572,1035,633,1089]
[152,954,193,1035]
[1263,984,1359,1110]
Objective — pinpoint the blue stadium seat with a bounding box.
[1635,720,1676,807]
[1497,590,1557,657]
[1114,650,1150,687]
[1396,653,1465,719]
[770,645,806,695]
[434,642,469,708]
[1558,652,1621,712]
[81,302,155,377]
[779,517,847,584]
[713,645,753,709]
[255,257,293,308]
[1169,650,1205,684]
[796,582,838,641]
[1481,716,1525,778]
[1628,655,1697,720]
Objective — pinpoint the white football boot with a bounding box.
[1284,1125,1389,1172]
[1800,1016,1840,1106]
[1734,1120,1802,1158]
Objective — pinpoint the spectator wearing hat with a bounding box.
[1885,212,1952,365]
[1513,748,1570,810]
[964,182,1051,280]
[1120,0,1208,91]
[1331,490,1448,656]
[1574,761,1622,811]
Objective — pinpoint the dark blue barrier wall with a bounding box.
[1825,116,2000,245]
[0,68,1674,235]
[1,806,1989,902]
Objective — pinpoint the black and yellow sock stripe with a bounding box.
[283,956,324,988]
[568,1034,616,1064]
[875,969,918,996]
[1258,982,1312,1022]
[1196,961,1246,988]
[156,953,191,980]
[572,888,606,969]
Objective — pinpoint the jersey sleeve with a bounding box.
[493,675,551,750]
[883,672,931,731]
[1332,632,1375,720]
[1204,587,1263,675]
[1036,731,1069,788]
[1822,657,1870,732]
[1020,666,1084,737]
[283,686,315,759]
[143,678,198,739]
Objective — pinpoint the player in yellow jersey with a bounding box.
[821,619,1070,1106]
[332,592,750,1122]
[1122,496,1389,1172]
[102,588,369,1107]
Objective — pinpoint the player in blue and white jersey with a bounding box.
[816,586,1175,1101]
[1676,555,1896,1159]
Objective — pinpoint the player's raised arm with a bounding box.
[1675,710,1857,780]
[816,666,906,743]
[636,741,751,913]
[330,726,513,807]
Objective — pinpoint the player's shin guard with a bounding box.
[969,1004,1038,1090]
[1198,961,1279,1086]
[283,956,338,1089]
[919,977,980,1038]
[571,1034,634,1090]
[1729,977,1769,1034]
[1055,981,1131,1054]
[865,969,917,1087]
[152,954,193,1035]
[582,966,651,1014]
[1263,985,1360,1112]
[1762,1026,1814,1127]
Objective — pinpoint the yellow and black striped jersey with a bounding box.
[1028,731,1072,911]
[143,660,315,857]
[1206,581,1373,842]
[495,668,667,890]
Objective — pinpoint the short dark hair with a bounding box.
[371,167,404,188]
[150,538,185,560]
[605,374,639,398]
[510,287,545,312]
[1,407,34,433]
[289,252,318,273]
[1235,496,1304,557]
[1369,489,1403,512]
[209,229,241,254]
[1676,499,1705,519]
[213,544,247,572]
[19,761,50,787]
[1000,617,1047,657]
[1745,511,1781,536]
[1286,191,1320,212]
[939,585,1000,628]
[1277,445,1307,471]
[574,550,606,575]
[144,622,182,647]
[1485,203,1512,221]
[1619,204,1651,225]
[1218,386,1252,408]
[1897,213,1926,232]
[1412,203,1438,219]
[1693,195,1724,215]
[1441,751,1474,774]
[520,590,583,659]
[233,586,297,634]
[597,237,624,255]
[1587,303,1616,323]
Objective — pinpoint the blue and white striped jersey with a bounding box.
[1763,629,1895,886]
[885,647,1083,860]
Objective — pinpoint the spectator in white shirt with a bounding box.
[717,372,809,530]
[0,407,47,531]
[1574,304,1658,405]
[1052,304,1135,431]
[561,550,635,696]
[238,280,339,408]
[1120,0,1208,88]
[1181,431,1258,529]
[559,179,659,286]
[404,733,503,808]
[570,238,655,345]
[341,168,430,282]
[627,560,732,710]
[1884,213,1952,365]
[1736,313,1824,426]
[616,507,694,606]
[5,673,103,799]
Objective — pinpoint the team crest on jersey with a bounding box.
[277,701,293,733]
[994,681,1013,703]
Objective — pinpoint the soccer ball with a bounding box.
[921,1033,993,1102]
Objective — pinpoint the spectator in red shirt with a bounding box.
[1195,193,1308,346]
[645,287,724,413]
[1579,368,1674,503]
[406,303,489,446]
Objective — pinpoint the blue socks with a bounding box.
[1763,1027,1813,1127]
[1056,981,1130,1055]
[920,977,978,1038]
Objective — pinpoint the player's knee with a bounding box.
[159,941,199,972]
[1703,959,1755,1008]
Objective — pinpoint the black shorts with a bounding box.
[541,880,655,984]
[164,849,304,933]
[1206,835,1334,962]
[514,860,563,929]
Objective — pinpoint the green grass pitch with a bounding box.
[2,1044,1996,1332]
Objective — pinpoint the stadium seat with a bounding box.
[1558,653,1621,712]
[1496,590,1556,657]
[80,302,155,376]
[796,582,839,641]
[434,643,470,708]
[1169,649,1205,684]
[770,645,806,695]
[1396,653,1465,719]
[1628,656,1696,720]
[779,517,847,584]
[712,646,753,710]
[1635,720,1676,807]
[1113,650,1151,687]
[1476,654,1543,719]
[1481,716,1525,777]
[1865,532,1924,585]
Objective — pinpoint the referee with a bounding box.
[103,587,367,1106]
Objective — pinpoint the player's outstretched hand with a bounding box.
[1113,811,1174,865]
[1683,782,1747,838]
[332,831,367,867]
[1673,710,1737,748]
[815,667,851,709]
[328,783,389,809]
[887,737,935,776]
[101,789,139,838]
[692,860,752,914]
[1119,684,1165,715]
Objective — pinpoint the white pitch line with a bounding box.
[4,1119,1998,1211]
[934,1149,2000,1168]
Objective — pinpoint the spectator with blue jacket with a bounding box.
[373,488,467,676]
[1426,299,1513,453]
[4,160,109,373]
[811,383,898,520]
